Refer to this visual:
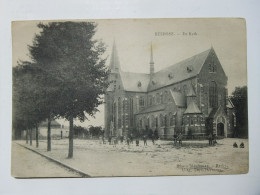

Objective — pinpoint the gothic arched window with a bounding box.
[164,91,168,103]
[209,81,218,108]
[183,85,187,95]
[160,114,164,127]
[156,93,160,104]
[130,98,134,127]
[149,96,152,106]
[118,98,122,128]
[139,96,145,106]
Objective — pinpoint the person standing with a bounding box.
[178,132,183,146]
[143,135,147,146]
[151,133,155,145]
[173,133,178,146]
[208,133,213,146]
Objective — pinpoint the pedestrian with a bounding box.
[173,133,178,146]
[151,133,155,145]
[240,142,244,148]
[102,135,105,144]
[127,137,130,146]
[99,135,103,144]
[178,132,183,146]
[233,142,238,148]
[136,138,139,146]
[208,133,213,146]
[130,134,133,144]
[143,135,147,146]
[108,136,112,145]
[114,137,118,147]
[213,134,217,145]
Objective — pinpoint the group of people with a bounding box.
[173,133,183,146]
[233,142,245,148]
[99,134,161,147]
[208,133,217,146]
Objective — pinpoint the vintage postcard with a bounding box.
[12,18,248,178]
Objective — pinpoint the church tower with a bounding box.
[104,41,121,137]
[150,43,155,79]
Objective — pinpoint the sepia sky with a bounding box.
[12,18,247,127]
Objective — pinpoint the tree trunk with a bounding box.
[26,129,28,144]
[36,124,39,148]
[68,117,74,158]
[47,116,51,151]
[29,128,32,146]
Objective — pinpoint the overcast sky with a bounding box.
[12,18,247,127]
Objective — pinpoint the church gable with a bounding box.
[198,47,227,86]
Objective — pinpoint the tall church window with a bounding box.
[209,81,218,108]
[140,119,143,129]
[139,96,145,107]
[152,96,155,105]
[113,102,117,130]
[164,91,168,103]
[149,96,152,106]
[151,115,155,127]
[183,85,187,95]
[169,112,176,126]
[160,93,163,104]
[118,98,122,128]
[164,115,168,127]
[156,93,160,104]
[209,56,217,73]
[130,98,134,127]
[160,114,164,127]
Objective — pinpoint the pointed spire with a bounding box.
[150,42,154,64]
[109,40,120,71]
[150,42,154,76]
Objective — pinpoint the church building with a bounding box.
[104,42,236,139]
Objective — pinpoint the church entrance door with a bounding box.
[217,123,224,136]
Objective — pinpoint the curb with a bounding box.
[15,142,91,178]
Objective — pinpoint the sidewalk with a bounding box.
[11,142,82,178]
[13,138,248,177]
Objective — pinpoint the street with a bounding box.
[12,138,248,177]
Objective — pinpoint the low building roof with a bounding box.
[170,90,186,107]
[137,104,166,115]
[227,98,235,108]
[186,85,196,96]
[184,101,201,114]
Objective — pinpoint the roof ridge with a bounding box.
[155,47,211,74]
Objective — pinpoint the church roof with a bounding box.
[184,101,201,114]
[170,90,186,107]
[226,98,235,108]
[120,71,150,92]
[137,104,166,114]
[148,48,212,91]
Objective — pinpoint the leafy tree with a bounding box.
[89,126,103,137]
[73,125,88,138]
[13,63,48,147]
[230,86,248,137]
[28,22,109,158]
